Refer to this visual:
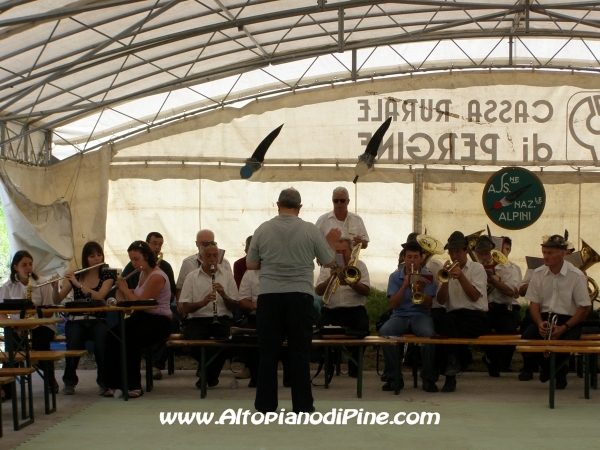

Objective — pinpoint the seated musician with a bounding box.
[121,232,177,381]
[0,250,60,398]
[315,237,370,379]
[473,236,519,377]
[176,229,232,301]
[104,241,172,398]
[520,234,591,389]
[179,242,239,389]
[377,241,438,392]
[437,231,490,393]
[52,241,115,395]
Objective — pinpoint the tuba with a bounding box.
[466,229,485,262]
[323,243,362,305]
[416,234,445,267]
[579,239,600,304]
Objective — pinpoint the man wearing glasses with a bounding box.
[175,229,232,301]
[315,187,370,249]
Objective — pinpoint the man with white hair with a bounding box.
[176,229,232,300]
[315,186,370,249]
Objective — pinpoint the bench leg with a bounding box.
[549,353,555,409]
[41,361,57,414]
[585,353,590,400]
[394,344,401,395]
[12,373,34,431]
[168,346,174,375]
[119,312,129,401]
[357,346,363,399]
[324,346,330,390]
[412,345,418,388]
[200,347,207,399]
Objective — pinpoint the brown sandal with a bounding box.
[128,389,143,398]
[103,389,116,398]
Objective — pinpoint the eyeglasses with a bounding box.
[332,199,347,204]
[198,241,217,247]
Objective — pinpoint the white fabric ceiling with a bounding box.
[1,1,600,161]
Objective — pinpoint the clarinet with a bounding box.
[211,264,220,324]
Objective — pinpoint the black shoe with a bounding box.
[539,368,550,383]
[293,406,315,414]
[380,375,387,382]
[382,379,404,392]
[482,356,500,377]
[442,376,456,393]
[422,380,438,393]
[518,369,533,381]
[248,380,257,388]
[556,378,568,390]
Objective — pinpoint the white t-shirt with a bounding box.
[487,263,518,306]
[0,277,56,331]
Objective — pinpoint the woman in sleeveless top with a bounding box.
[52,241,115,396]
[104,241,172,398]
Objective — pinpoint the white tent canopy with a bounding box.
[1,1,600,291]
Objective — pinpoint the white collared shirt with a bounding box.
[179,266,239,318]
[315,211,370,243]
[447,260,488,312]
[487,263,518,306]
[316,260,370,309]
[0,278,56,331]
[176,253,232,289]
[525,260,590,316]
[506,260,523,305]
[239,269,259,315]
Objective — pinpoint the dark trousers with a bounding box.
[439,309,490,375]
[240,315,290,384]
[152,316,180,370]
[521,313,582,381]
[484,304,518,372]
[317,305,369,376]
[431,307,446,372]
[255,292,314,413]
[63,319,109,387]
[105,312,171,391]
[183,317,233,383]
[520,307,538,371]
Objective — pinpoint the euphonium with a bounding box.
[437,261,459,283]
[466,230,485,262]
[410,263,424,305]
[416,234,445,267]
[323,243,362,305]
[579,239,600,303]
[486,249,508,294]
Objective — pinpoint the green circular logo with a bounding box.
[483,167,546,230]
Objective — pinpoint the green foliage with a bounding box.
[365,287,390,335]
[0,201,9,283]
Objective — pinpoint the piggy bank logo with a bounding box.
[567,93,600,164]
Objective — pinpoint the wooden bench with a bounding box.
[516,344,600,408]
[167,336,396,398]
[0,377,15,438]
[0,367,35,431]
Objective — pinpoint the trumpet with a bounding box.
[323,243,362,305]
[211,264,220,325]
[543,313,559,357]
[36,262,108,287]
[437,261,459,283]
[410,263,424,305]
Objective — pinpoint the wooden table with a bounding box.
[0,317,61,430]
